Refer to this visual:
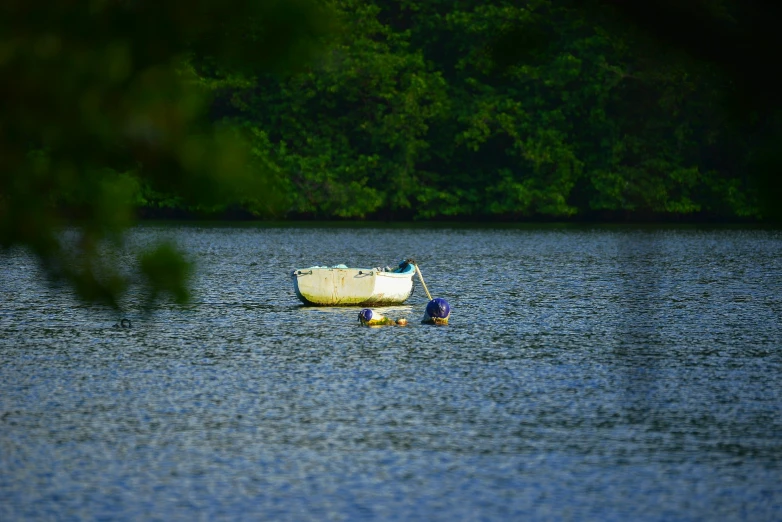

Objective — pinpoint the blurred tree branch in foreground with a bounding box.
[0,0,335,307]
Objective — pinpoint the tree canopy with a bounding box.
[193,0,771,221]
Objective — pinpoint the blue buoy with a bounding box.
[422,298,450,325]
[358,308,374,324]
[358,308,404,326]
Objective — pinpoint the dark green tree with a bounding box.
[213,0,761,220]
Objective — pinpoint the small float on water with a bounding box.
[358,309,408,326]
[422,297,450,325]
[112,318,132,329]
[292,259,416,306]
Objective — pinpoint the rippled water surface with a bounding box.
[2,224,782,520]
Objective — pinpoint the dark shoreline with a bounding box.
[129,218,779,231]
[133,208,771,226]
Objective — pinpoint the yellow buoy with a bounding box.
[359,309,409,326]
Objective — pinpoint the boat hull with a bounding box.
[292,267,414,306]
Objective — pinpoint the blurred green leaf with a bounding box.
[139,243,192,306]
[0,0,336,307]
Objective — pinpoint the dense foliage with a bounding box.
[173,0,767,221]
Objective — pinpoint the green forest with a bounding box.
[172,0,774,222]
[1,0,780,304]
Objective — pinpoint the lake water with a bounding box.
[1,224,781,520]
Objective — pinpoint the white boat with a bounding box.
[291,260,416,306]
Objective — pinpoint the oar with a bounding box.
[414,264,433,301]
